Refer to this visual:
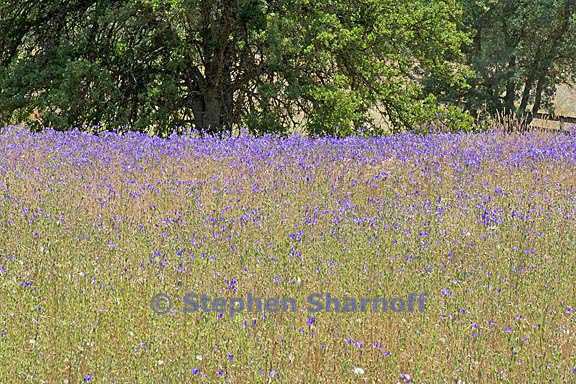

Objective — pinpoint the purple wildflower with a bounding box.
[306,316,315,327]
[399,372,413,383]
[225,277,238,293]
[288,230,304,242]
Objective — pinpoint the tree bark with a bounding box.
[186,0,236,137]
[203,89,224,136]
[517,72,535,117]
[503,56,517,114]
[531,75,545,119]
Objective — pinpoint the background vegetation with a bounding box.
[0,0,575,136]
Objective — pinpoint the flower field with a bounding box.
[0,126,575,383]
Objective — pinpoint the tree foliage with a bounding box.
[459,0,576,124]
[0,0,471,136]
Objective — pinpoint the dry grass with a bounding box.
[0,127,574,382]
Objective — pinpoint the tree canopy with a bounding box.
[0,0,471,136]
[459,0,576,124]
[1,0,575,136]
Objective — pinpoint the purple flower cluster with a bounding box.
[1,126,575,382]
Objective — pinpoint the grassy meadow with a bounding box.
[0,126,574,383]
